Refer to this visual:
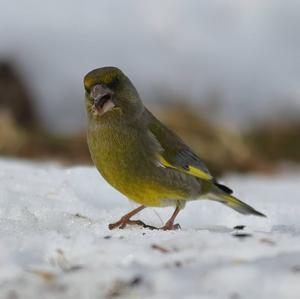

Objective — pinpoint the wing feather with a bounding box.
[143,109,213,181]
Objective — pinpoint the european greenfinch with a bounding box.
[84,67,265,230]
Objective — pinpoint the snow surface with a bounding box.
[0,158,300,299]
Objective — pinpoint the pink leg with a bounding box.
[161,206,181,230]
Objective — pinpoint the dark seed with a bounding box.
[233,225,246,230]
[130,276,143,286]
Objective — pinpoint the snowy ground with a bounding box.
[0,158,300,299]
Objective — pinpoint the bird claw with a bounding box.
[161,223,181,231]
[109,219,158,230]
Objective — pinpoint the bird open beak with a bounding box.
[90,84,115,116]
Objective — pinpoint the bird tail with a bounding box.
[205,186,266,217]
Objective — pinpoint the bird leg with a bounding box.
[108,205,158,230]
[161,206,181,230]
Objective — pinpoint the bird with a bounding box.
[83,66,266,230]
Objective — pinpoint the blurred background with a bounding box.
[0,0,300,175]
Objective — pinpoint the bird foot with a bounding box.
[161,223,181,231]
[108,218,158,230]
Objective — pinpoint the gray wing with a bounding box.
[143,108,233,194]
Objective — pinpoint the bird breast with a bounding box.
[87,124,201,205]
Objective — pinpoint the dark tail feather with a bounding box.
[213,181,233,194]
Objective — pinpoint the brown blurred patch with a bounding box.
[0,110,27,153]
[0,62,36,128]
[0,112,91,164]
[0,61,91,165]
[246,118,300,163]
[19,132,91,164]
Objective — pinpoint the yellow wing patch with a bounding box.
[158,155,213,181]
[188,165,213,180]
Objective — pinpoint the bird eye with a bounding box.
[109,77,120,89]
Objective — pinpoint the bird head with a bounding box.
[84,67,143,123]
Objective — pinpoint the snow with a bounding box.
[0,158,300,299]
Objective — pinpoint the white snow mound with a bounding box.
[0,158,300,299]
